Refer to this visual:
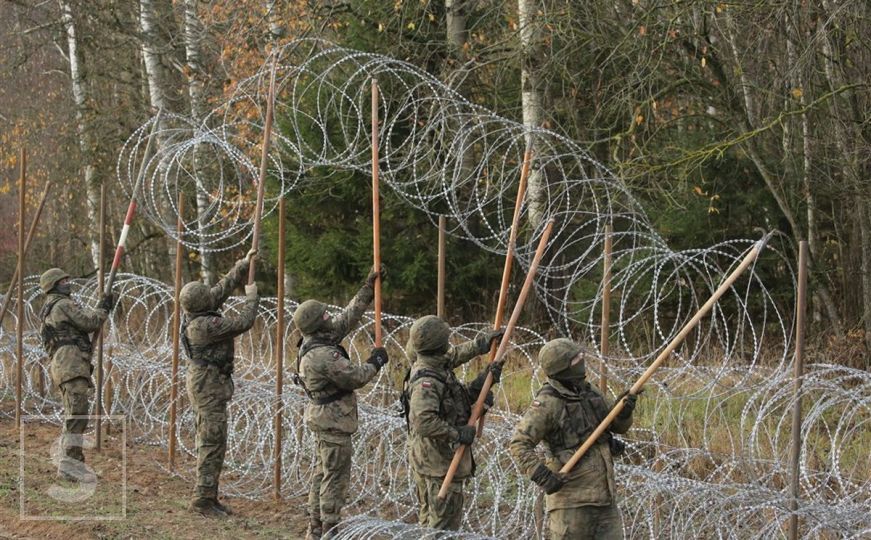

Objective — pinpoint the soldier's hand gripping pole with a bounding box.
[437,219,555,500]
[559,231,774,475]
[371,78,383,347]
[477,141,534,437]
[248,58,278,285]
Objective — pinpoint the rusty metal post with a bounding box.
[273,196,286,500]
[95,183,106,451]
[787,240,808,540]
[168,194,184,470]
[15,148,26,428]
[437,216,446,318]
[599,224,612,394]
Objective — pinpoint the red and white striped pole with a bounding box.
[105,110,162,292]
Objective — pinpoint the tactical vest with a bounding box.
[399,367,448,431]
[538,382,611,456]
[40,297,93,356]
[181,311,234,374]
[293,337,353,405]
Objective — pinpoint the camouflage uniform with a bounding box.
[509,339,635,540]
[405,316,501,531]
[181,257,259,508]
[39,269,109,478]
[294,274,386,537]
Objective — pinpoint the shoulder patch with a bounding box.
[532,400,541,407]
[421,381,432,388]
[332,351,340,359]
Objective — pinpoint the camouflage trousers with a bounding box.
[186,364,234,498]
[548,503,624,540]
[413,470,465,531]
[58,377,92,463]
[308,433,352,523]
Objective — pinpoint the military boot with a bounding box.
[213,498,233,516]
[305,516,323,539]
[189,497,228,518]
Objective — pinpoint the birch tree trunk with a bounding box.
[58,0,101,270]
[266,0,285,41]
[518,0,545,228]
[183,0,215,284]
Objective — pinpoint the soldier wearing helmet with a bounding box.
[39,268,115,482]
[403,315,503,531]
[294,266,389,540]
[509,338,638,539]
[179,249,260,517]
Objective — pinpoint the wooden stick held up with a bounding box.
[559,232,773,475]
[437,219,555,500]
[248,59,278,285]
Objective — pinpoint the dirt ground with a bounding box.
[0,417,309,540]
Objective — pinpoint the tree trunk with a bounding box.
[58,0,101,270]
[518,0,545,228]
[265,0,285,41]
[182,0,216,284]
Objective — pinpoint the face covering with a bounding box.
[554,362,586,392]
[54,281,72,296]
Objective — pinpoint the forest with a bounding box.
[1,0,869,359]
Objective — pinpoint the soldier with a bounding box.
[508,338,638,540]
[403,315,503,531]
[293,266,389,540]
[39,268,115,482]
[179,249,260,517]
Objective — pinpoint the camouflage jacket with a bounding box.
[42,293,107,387]
[406,338,490,479]
[508,379,633,510]
[300,283,376,440]
[183,259,258,374]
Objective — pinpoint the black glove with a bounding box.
[366,264,386,287]
[530,463,566,495]
[366,347,389,370]
[616,389,642,419]
[475,328,504,352]
[100,292,116,312]
[455,425,476,446]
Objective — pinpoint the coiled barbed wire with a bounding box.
[1,275,868,538]
[0,39,866,538]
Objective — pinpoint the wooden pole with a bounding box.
[0,182,51,328]
[273,196,286,500]
[787,240,808,540]
[437,216,446,318]
[599,224,612,394]
[248,60,277,285]
[95,183,106,451]
[475,142,533,437]
[168,194,184,470]
[438,219,555,500]
[15,148,26,428]
[371,78,383,347]
[560,232,773,474]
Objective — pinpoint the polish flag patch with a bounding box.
[421,381,432,388]
[532,400,541,407]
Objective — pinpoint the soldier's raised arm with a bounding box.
[202,284,260,341]
[321,351,380,391]
[58,299,108,333]
[208,249,256,309]
[447,328,503,369]
[330,266,381,338]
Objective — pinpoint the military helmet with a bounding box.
[293,299,328,335]
[40,268,70,293]
[539,338,586,377]
[179,282,212,313]
[409,315,451,354]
